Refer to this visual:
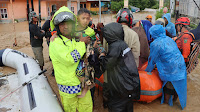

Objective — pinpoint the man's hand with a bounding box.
[46,37,50,41]
[50,32,57,42]
[34,36,39,39]
[79,33,90,44]
[40,30,45,33]
[99,52,106,58]
[93,40,101,48]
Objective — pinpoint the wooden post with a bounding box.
[159,0,164,9]
[99,0,101,22]
[10,0,17,46]
[124,0,128,8]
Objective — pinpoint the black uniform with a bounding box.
[100,22,140,112]
[42,20,52,46]
[29,23,45,47]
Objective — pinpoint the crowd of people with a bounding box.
[28,6,200,112]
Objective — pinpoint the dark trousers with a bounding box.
[90,86,95,103]
[108,97,133,112]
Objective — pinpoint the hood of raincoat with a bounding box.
[102,22,124,45]
[149,25,166,40]
[162,13,171,23]
[140,20,152,43]
[162,13,176,37]
[50,6,77,31]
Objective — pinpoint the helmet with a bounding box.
[146,15,152,19]
[29,11,38,22]
[155,18,165,27]
[53,11,76,26]
[116,8,133,27]
[175,17,190,26]
[29,11,38,18]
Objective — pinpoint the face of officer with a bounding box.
[59,21,74,37]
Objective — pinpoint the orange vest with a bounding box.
[174,31,194,62]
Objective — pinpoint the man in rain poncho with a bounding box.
[162,13,176,37]
[145,24,187,110]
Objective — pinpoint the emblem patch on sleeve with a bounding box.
[184,39,187,43]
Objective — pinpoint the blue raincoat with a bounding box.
[145,25,187,110]
[141,20,153,44]
[162,13,176,37]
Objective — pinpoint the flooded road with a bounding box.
[0,9,200,112]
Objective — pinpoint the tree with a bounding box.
[111,1,124,12]
[111,0,159,12]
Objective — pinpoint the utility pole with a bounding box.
[99,0,101,22]
[39,0,41,27]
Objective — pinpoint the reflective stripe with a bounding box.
[122,47,131,56]
[94,79,103,87]
[58,84,81,94]
[70,52,78,62]
[73,49,81,60]
[70,49,81,63]
[141,88,162,96]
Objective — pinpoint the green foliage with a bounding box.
[164,0,170,9]
[111,0,158,12]
[14,19,18,23]
[151,1,159,9]
[90,11,98,15]
[129,0,158,10]
[129,0,147,10]
[111,1,124,12]
[155,9,163,20]
[189,23,198,29]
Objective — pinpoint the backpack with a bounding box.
[175,32,200,74]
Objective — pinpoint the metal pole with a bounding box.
[31,0,34,11]
[99,0,101,23]
[27,0,30,22]
[39,0,41,27]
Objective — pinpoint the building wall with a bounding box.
[71,1,77,15]
[0,1,11,23]
[0,0,69,23]
[179,0,200,24]
[179,0,200,18]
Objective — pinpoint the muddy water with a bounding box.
[0,9,200,112]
